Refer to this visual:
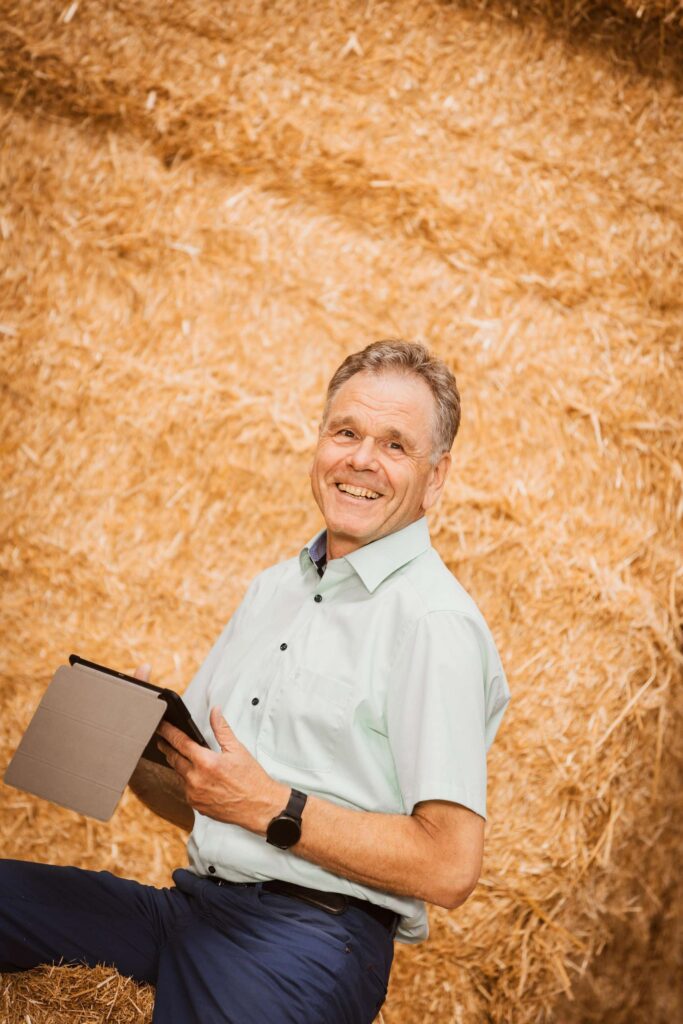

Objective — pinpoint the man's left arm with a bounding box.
[157,709,484,910]
[288,791,484,910]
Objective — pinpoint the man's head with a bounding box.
[310,340,461,559]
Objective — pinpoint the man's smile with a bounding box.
[335,483,382,500]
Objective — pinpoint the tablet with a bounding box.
[5,662,164,819]
[68,654,210,766]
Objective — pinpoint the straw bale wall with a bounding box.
[487,0,683,31]
[598,0,682,25]
[1,1,682,1022]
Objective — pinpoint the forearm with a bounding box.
[128,757,194,831]
[296,799,475,908]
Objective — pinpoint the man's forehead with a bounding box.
[325,371,435,438]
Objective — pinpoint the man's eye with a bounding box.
[338,429,355,438]
[388,441,404,451]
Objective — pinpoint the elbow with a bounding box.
[428,865,481,911]
[410,802,485,909]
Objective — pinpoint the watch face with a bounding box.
[267,815,301,849]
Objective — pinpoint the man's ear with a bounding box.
[422,452,451,512]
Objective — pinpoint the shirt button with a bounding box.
[208,865,216,874]
[280,642,288,651]
[251,697,260,706]
[314,594,322,603]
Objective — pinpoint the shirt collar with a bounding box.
[299,517,432,593]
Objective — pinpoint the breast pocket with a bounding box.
[258,668,354,773]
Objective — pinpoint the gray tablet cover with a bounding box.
[3,663,166,821]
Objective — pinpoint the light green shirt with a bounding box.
[183,516,510,943]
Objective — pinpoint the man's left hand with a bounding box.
[156,709,288,834]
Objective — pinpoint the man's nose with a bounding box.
[348,436,379,471]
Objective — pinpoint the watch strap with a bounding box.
[284,788,307,821]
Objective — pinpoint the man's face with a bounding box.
[309,370,451,559]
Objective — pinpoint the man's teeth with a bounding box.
[337,484,381,500]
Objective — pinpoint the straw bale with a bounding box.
[1,1,682,1022]
[484,0,683,32]
[0,964,154,1024]
[616,0,683,26]
[459,0,683,76]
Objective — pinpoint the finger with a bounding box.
[134,663,152,682]
[157,720,205,761]
[209,707,236,752]
[157,738,192,777]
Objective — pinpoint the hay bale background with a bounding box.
[1,1,682,1021]
[486,0,683,33]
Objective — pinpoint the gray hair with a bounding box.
[322,340,461,462]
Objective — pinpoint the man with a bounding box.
[0,340,509,1023]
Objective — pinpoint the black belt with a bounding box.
[206,875,398,936]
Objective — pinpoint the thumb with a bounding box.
[210,706,235,751]
[134,663,152,682]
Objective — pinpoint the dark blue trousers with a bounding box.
[0,860,393,1023]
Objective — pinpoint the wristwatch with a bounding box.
[266,788,307,850]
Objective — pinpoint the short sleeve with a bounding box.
[182,576,261,732]
[386,611,509,819]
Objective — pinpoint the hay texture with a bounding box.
[1,1,682,1022]
[601,0,683,26]
[491,0,683,32]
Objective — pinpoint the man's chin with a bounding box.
[326,509,380,534]
[328,510,403,552]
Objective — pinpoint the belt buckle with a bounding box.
[301,890,348,916]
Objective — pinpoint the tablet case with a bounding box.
[3,662,167,821]
[68,653,209,766]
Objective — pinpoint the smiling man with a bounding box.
[0,341,510,1024]
[312,369,450,557]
